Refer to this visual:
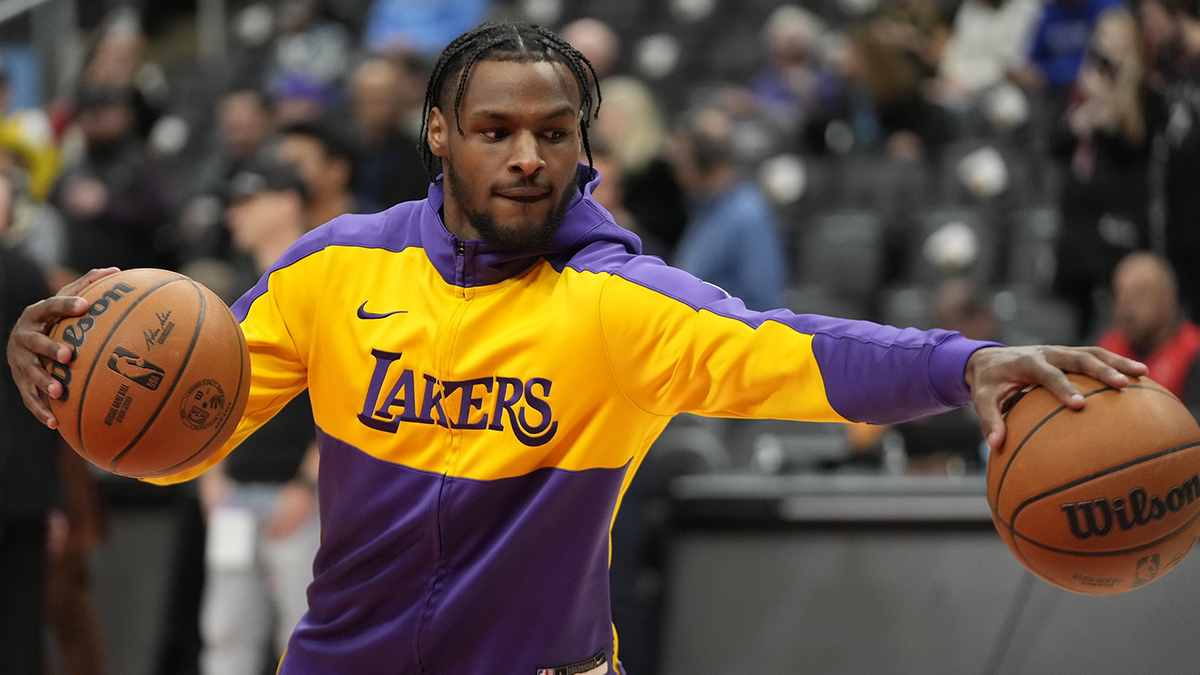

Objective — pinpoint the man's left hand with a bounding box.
[267,481,317,540]
[965,345,1148,453]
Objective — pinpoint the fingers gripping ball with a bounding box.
[987,374,1200,594]
[44,268,250,478]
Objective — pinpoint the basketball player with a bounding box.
[8,21,1147,675]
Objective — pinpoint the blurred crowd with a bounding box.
[4,0,1200,673]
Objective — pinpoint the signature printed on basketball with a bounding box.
[143,311,176,351]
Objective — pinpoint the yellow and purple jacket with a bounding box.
[158,167,995,675]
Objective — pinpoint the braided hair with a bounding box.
[418,21,601,185]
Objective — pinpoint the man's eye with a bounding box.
[483,129,509,140]
[544,130,568,142]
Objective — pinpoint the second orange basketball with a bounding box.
[987,373,1200,594]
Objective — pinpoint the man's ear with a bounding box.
[428,107,449,159]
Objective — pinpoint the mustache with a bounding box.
[495,176,552,191]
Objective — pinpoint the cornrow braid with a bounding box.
[417,21,602,186]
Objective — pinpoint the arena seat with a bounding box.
[1004,206,1061,291]
[795,209,885,305]
[877,284,934,330]
[784,283,871,322]
[903,207,999,286]
[992,286,1082,346]
[831,151,931,230]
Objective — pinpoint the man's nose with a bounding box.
[508,131,545,175]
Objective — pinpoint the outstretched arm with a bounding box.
[599,256,1148,447]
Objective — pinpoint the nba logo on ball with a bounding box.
[988,374,1200,595]
[107,347,165,390]
[1133,553,1160,588]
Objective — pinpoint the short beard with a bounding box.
[446,163,577,249]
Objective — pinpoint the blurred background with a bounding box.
[1,0,1200,674]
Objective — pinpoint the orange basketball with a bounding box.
[988,373,1200,594]
[44,268,250,479]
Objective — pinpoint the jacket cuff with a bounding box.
[929,336,1005,407]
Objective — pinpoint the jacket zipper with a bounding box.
[417,234,471,672]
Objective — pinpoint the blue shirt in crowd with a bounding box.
[365,0,491,55]
[1027,0,1123,88]
[675,181,788,312]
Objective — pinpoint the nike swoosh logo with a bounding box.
[357,302,408,320]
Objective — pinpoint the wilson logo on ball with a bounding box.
[47,282,136,402]
[1060,474,1200,539]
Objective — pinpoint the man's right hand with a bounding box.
[5,267,121,429]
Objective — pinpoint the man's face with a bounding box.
[428,59,583,248]
[1137,0,1176,51]
[219,92,270,162]
[226,192,292,252]
[278,134,347,198]
[1114,262,1175,349]
[353,64,403,141]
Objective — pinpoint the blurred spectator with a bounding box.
[875,0,951,75]
[0,156,68,279]
[1052,10,1165,335]
[592,76,689,252]
[270,73,338,127]
[200,160,320,675]
[937,0,1041,101]
[0,65,61,201]
[935,276,999,341]
[840,23,950,159]
[588,143,670,259]
[0,171,61,675]
[1012,0,1124,97]
[560,18,621,80]
[742,5,843,144]
[180,86,275,262]
[1097,252,1200,405]
[51,85,173,274]
[276,121,358,227]
[268,0,352,88]
[670,107,787,311]
[45,445,108,675]
[1136,0,1177,90]
[364,0,491,56]
[76,8,169,141]
[349,57,429,212]
[1157,0,1200,320]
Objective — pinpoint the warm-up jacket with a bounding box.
[155,166,995,675]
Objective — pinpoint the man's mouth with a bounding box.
[494,186,551,203]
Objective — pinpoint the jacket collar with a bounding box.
[417,164,641,288]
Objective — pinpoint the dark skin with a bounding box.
[428,60,583,246]
[6,61,1148,454]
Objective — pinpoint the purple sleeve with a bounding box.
[800,314,1002,423]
